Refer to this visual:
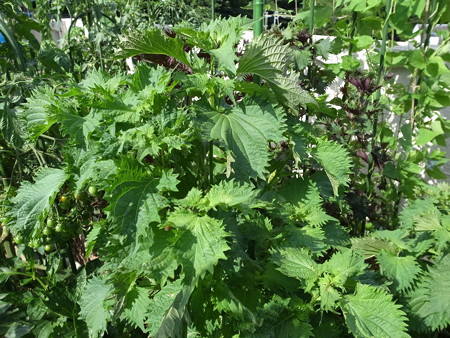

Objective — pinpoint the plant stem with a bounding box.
[309,0,315,37]
[209,140,214,186]
[67,242,77,273]
[365,0,393,233]
[348,11,358,56]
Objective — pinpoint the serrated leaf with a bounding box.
[319,275,342,311]
[236,36,315,109]
[78,276,113,338]
[106,177,169,247]
[79,69,126,92]
[237,35,288,79]
[204,179,257,211]
[283,225,328,256]
[377,250,421,292]
[293,49,312,70]
[313,138,352,196]
[212,281,257,323]
[210,40,237,76]
[315,38,331,59]
[117,29,191,68]
[152,283,194,338]
[1,104,23,147]
[267,73,317,110]
[198,100,285,179]
[341,283,410,338]
[351,236,398,259]
[75,157,116,193]
[400,198,441,231]
[410,254,450,331]
[168,210,230,283]
[10,168,68,240]
[19,86,56,140]
[55,106,99,147]
[272,247,319,291]
[279,178,335,226]
[120,286,151,330]
[147,280,183,336]
[322,250,367,287]
[85,224,102,257]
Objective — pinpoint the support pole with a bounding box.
[211,0,215,21]
[253,0,264,37]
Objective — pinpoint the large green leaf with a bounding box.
[322,250,367,287]
[237,36,288,80]
[149,282,194,338]
[120,286,151,331]
[10,168,68,240]
[410,254,450,331]
[78,276,113,338]
[19,87,57,141]
[212,280,257,323]
[197,100,285,179]
[377,250,421,292]
[341,283,410,338]
[117,29,191,68]
[267,73,317,109]
[279,179,335,226]
[146,280,183,336]
[55,107,99,148]
[204,179,257,211]
[0,103,23,147]
[236,36,315,109]
[106,175,174,246]
[313,138,352,196]
[210,40,237,76]
[167,209,230,284]
[272,247,319,291]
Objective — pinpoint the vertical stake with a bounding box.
[253,0,264,84]
[253,0,264,37]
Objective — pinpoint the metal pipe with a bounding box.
[211,0,215,20]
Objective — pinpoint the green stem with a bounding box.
[348,11,358,56]
[253,0,264,85]
[209,141,214,186]
[365,0,393,232]
[309,0,315,37]
[0,14,26,71]
[67,243,77,274]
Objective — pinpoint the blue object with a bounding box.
[0,33,5,43]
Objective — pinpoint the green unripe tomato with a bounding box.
[74,191,86,201]
[46,218,56,228]
[43,227,52,236]
[60,201,70,210]
[44,244,52,252]
[88,186,99,198]
[55,225,63,233]
[29,239,40,248]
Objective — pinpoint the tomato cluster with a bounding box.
[10,185,103,252]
